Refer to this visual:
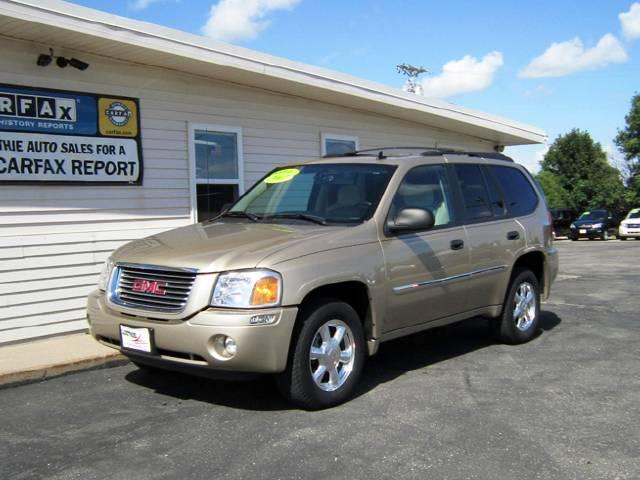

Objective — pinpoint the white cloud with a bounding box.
[414,51,504,99]
[519,33,628,78]
[202,0,300,43]
[130,0,161,10]
[620,3,640,40]
[505,144,549,174]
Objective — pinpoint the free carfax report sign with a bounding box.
[0,84,142,184]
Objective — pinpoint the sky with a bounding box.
[73,0,640,172]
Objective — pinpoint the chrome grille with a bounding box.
[111,264,197,313]
[628,223,640,228]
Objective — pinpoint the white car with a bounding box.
[619,208,640,240]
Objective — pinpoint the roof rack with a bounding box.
[325,146,514,162]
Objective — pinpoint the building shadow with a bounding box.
[124,310,561,411]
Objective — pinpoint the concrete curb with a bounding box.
[0,333,129,389]
[0,355,129,389]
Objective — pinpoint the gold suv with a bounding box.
[88,148,558,409]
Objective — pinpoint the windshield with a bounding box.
[579,210,606,220]
[228,163,395,224]
[627,210,640,219]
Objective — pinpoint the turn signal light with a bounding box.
[251,276,279,305]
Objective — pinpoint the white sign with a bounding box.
[120,325,152,353]
[0,132,140,183]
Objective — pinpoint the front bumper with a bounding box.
[570,227,605,238]
[619,226,640,238]
[87,290,298,373]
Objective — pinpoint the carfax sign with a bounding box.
[0,84,142,184]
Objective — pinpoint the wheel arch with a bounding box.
[511,250,546,297]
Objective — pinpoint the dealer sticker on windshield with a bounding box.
[264,168,300,184]
[120,325,152,353]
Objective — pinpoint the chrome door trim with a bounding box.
[392,265,508,295]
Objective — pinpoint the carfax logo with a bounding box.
[104,101,131,127]
[0,91,76,121]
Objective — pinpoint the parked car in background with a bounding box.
[569,209,617,241]
[618,208,640,240]
[550,208,578,238]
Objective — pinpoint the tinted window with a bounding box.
[489,166,539,217]
[454,164,493,220]
[390,165,456,227]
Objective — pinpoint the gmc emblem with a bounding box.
[131,279,168,295]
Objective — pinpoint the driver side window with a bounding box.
[390,164,455,227]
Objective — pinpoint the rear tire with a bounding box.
[494,269,540,345]
[276,299,366,410]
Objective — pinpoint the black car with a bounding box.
[550,208,578,238]
[569,209,617,241]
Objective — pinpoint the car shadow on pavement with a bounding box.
[124,310,561,411]
[354,310,562,399]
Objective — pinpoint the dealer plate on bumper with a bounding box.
[120,325,153,353]
[579,229,586,234]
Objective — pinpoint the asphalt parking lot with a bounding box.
[1,240,639,480]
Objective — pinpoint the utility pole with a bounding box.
[396,63,428,94]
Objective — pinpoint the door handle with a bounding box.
[507,231,520,240]
[450,239,464,250]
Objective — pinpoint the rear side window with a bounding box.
[454,164,494,220]
[488,166,539,217]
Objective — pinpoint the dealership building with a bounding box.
[0,0,545,344]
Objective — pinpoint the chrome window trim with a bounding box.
[392,265,508,295]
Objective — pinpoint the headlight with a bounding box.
[211,270,282,308]
[98,258,115,291]
[592,223,603,228]
[570,223,576,229]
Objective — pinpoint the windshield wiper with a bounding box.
[221,211,262,222]
[263,213,328,226]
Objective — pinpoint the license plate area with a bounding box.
[120,324,155,354]
[579,229,586,234]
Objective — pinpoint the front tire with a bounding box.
[620,236,627,241]
[276,299,365,410]
[601,230,609,241]
[494,269,541,344]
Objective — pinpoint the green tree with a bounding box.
[535,170,568,208]
[614,93,640,201]
[541,129,625,213]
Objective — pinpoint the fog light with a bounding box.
[249,313,278,325]
[224,336,237,356]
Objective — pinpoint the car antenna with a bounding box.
[377,150,386,160]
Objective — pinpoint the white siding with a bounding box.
[0,38,491,343]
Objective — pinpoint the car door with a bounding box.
[380,164,470,333]
[453,163,525,311]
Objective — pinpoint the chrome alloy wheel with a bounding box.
[309,319,355,392]
[513,282,536,331]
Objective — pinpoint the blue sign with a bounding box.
[0,85,98,135]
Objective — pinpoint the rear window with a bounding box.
[488,165,539,217]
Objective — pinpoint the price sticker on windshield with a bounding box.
[264,168,300,184]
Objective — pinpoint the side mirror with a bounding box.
[389,208,435,233]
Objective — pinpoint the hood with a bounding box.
[111,219,366,272]
[621,218,640,225]
[574,217,606,226]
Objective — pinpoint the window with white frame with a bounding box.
[190,124,244,222]
[321,133,359,156]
